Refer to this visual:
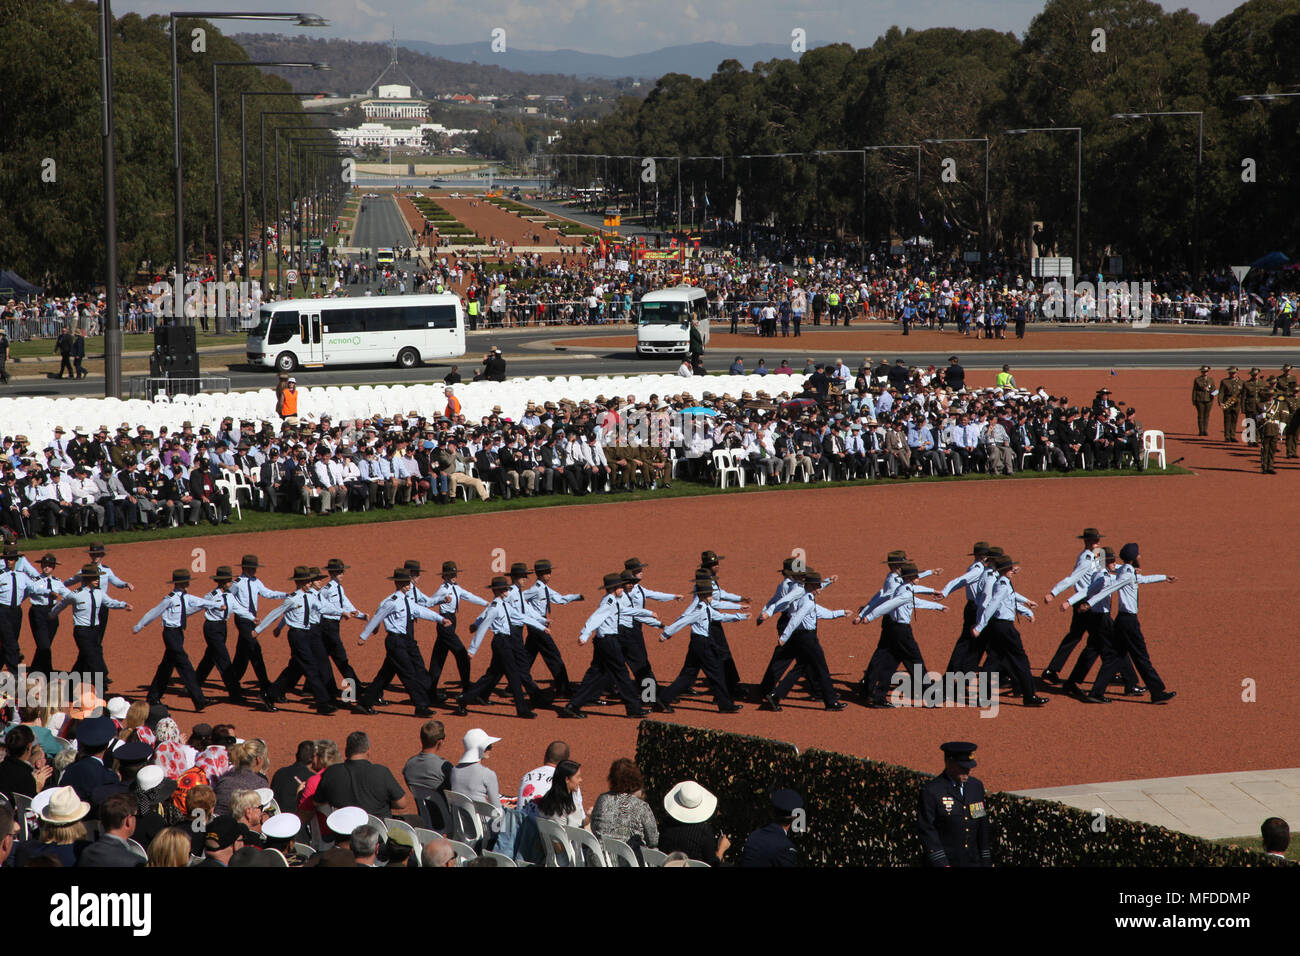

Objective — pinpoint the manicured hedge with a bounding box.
[634,722,1287,867]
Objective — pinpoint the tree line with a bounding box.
[553,0,1300,273]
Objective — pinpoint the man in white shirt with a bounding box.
[518,740,585,809]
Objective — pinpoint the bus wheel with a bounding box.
[396,347,420,369]
[275,351,297,373]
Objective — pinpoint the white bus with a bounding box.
[247,294,466,372]
[636,285,710,356]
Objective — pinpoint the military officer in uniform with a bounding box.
[1240,368,1264,444]
[1277,363,1297,394]
[1218,366,1244,442]
[917,741,991,867]
[738,789,802,867]
[1191,365,1214,437]
[1258,387,1282,474]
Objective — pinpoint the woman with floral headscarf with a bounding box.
[153,717,190,780]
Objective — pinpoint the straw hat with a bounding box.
[663,780,718,824]
[38,786,90,825]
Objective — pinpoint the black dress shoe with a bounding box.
[355,703,377,715]
[824,701,848,711]
[375,698,391,707]
[316,704,338,715]
[1023,695,1050,707]
[718,703,744,713]
[1081,693,1111,703]
[591,696,616,706]
[759,694,783,712]
[627,708,648,717]
[1040,669,1061,685]
[651,700,675,713]
[516,710,537,719]
[1149,690,1177,704]
[453,699,469,717]
[259,694,278,712]
[1124,686,1147,696]
[558,704,586,719]
[414,707,435,718]
[864,698,895,709]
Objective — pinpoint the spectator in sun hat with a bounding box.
[660,780,730,866]
[448,728,503,813]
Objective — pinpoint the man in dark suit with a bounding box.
[739,789,801,867]
[72,329,88,379]
[76,792,145,867]
[59,715,120,804]
[917,741,991,867]
[474,439,511,499]
[944,356,966,391]
[54,327,74,378]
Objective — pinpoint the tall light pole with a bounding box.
[921,137,990,270]
[1111,111,1203,273]
[262,111,313,298]
[170,12,327,306]
[1004,127,1083,271]
[99,0,121,398]
[212,59,327,330]
[277,128,334,294]
[240,91,315,286]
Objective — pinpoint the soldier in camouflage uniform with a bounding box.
[1191,365,1215,437]
[1217,366,1244,442]
[1240,368,1264,445]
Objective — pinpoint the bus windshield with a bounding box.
[639,301,689,324]
[250,309,273,339]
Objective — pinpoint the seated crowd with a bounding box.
[0,692,747,867]
[0,362,1148,542]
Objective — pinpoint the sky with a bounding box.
[116,1,1247,54]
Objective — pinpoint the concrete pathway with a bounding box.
[1014,768,1300,839]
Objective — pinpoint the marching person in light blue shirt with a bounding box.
[761,571,847,711]
[755,557,838,705]
[521,558,584,697]
[560,573,647,719]
[50,564,132,689]
[358,567,442,716]
[254,566,348,715]
[970,555,1048,708]
[133,568,221,711]
[1074,542,1176,705]
[857,563,947,707]
[1041,527,1105,685]
[655,576,747,714]
[1056,547,1141,701]
[455,576,549,719]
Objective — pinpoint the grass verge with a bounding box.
[13,465,1191,552]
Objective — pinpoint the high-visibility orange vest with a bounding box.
[279,388,298,417]
[445,396,461,418]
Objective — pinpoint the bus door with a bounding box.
[299,310,324,364]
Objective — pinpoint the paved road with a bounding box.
[351,195,414,251]
[7,324,1298,397]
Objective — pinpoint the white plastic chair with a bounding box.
[565,826,608,867]
[447,839,478,864]
[366,814,388,841]
[686,859,711,867]
[533,817,576,866]
[1142,429,1166,468]
[444,790,485,847]
[600,836,640,867]
[294,842,316,859]
[480,850,517,867]
[713,449,744,489]
[639,847,668,867]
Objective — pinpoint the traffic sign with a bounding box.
[286,269,299,285]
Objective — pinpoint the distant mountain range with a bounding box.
[400,40,825,80]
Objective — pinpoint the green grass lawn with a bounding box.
[12,465,1190,551]
[1211,835,1300,862]
[7,332,248,359]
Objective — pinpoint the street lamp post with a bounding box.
[276,128,333,293]
[1111,111,1203,273]
[261,111,313,298]
[99,0,121,398]
[1004,127,1083,271]
[212,59,327,330]
[241,91,311,287]
[170,12,327,305]
[921,138,990,270]
[860,145,923,254]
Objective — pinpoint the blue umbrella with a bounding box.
[1249,251,1290,271]
[680,406,718,416]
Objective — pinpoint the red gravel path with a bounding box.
[33,369,1298,798]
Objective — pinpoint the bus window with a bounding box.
[300,315,310,344]
[431,304,458,328]
[267,312,298,346]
